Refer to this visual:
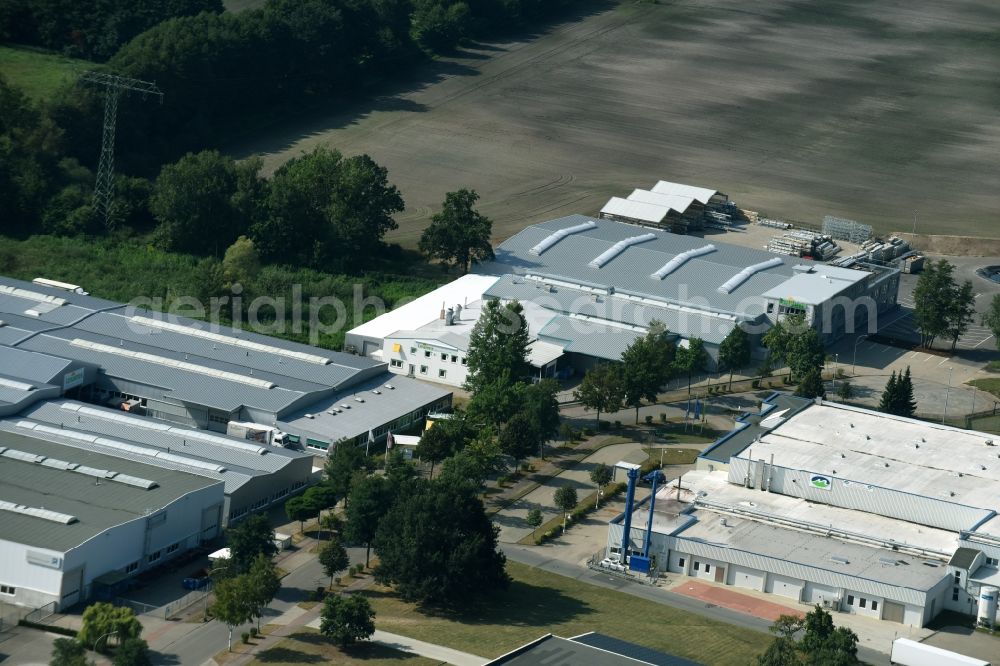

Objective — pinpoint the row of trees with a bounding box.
[878,366,917,418]
[757,606,859,666]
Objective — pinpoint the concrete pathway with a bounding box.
[305,620,488,666]
[494,442,650,544]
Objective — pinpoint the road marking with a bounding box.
[881,345,892,352]
[974,334,995,349]
[866,342,879,350]
[937,357,952,367]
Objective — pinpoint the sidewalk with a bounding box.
[304,621,489,666]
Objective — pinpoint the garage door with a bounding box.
[766,574,803,601]
[882,601,905,623]
[732,566,765,591]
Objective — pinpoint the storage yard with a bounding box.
[238,0,1000,245]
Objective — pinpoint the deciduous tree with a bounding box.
[225,513,277,574]
[418,188,494,273]
[319,538,350,589]
[324,440,366,507]
[285,495,319,534]
[621,325,676,423]
[78,602,142,652]
[718,325,752,390]
[982,294,1000,351]
[345,475,393,566]
[49,637,92,666]
[574,364,625,429]
[673,337,708,397]
[589,463,613,509]
[553,485,578,534]
[112,637,151,666]
[247,554,281,631]
[526,507,543,539]
[373,479,509,605]
[212,576,255,651]
[914,259,957,349]
[319,594,375,647]
[947,280,976,351]
[465,299,529,397]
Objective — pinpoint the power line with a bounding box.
[78,71,163,228]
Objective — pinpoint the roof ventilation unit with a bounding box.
[304,414,314,419]
[830,556,850,565]
[650,244,716,280]
[340,404,350,409]
[588,233,657,268]
[529,220,598,256]
[717,257,784,294]
[354,397,365,403]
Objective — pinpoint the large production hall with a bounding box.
[607,396,1000,628]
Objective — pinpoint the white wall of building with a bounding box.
[383,338,468,388]
[0,482,223,611]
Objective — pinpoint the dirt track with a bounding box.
[232,0,1000,247]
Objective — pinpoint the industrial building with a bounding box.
[0,276,451,454]
[600,180,735,233]
[487,632,701,666]
[606,396,1000,628]
[0,431,225,611]
[347,216,899,374]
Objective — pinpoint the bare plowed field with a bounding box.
[234,0,1000,246]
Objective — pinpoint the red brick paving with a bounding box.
[674,580,804,622]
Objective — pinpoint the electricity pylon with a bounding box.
[79,72,163,227]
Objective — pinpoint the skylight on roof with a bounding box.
[0,500,77,524]
[131,316,332,365]
[529,221,598,255]
[717,258,784,294]
[69,338,277,389]
[588,233,657,268]
[0,284,67,306]
[650,244,716,280]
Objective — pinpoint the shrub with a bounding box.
[645,415,653,424]
[249,627,258,638]
[521,462,531,472]
[582,427,594,437]
[613,420,622,429]
[496,474,509,487]
[660,413,667,422]
[334,577,341,586]
[751,379,760,388]
[598,420,610,431]
[241,631,250,644]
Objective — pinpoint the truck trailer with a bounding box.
[890,638,990,666]
[226,421,290,447]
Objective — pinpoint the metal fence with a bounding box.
[23,601,58,625]
[117,584,211,620]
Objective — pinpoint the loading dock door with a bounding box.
[732,566,764,591]
[766,574,803,601]
[882,601,905,623]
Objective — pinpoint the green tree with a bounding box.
[553,485,578,534]
[520,379,561,458]
[410,0,471,52]
[589,463,613,509]
[498,412,538,470]
[879,371,900,414]
[50,637,92,666]
[836,380,853,402]
[756,614,804,666]
[222,235,261,286]
[914,259,957,349]
[78,602,142,652]
[373,479,509,605]
[416,414,473,477]
[800,606,858,665]
[345,475,393,566]
[225,513,277,574]
[621,325,676,423]
[762,316,796,379]
[673,337,708,397]
[212,575,255,651]
[303,484,338,519]
[112,637,151,666]
[786,328,824,382]
[319,594,376,647]
[247,554,281,631]
[526,507,543,539]
[324,441,366,507]
[285,495,318,534]
[794,367,826,399]
[982,294,1000,351]
[896,366,917,417]
[418,188,494,273]
[574,363,625,429]
[319,537,350,589]
[947,279,976,351]
[465,299,529,398]
[718,325,752,390]
[150,150,257,255]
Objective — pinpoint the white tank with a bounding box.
[978,586,998,629]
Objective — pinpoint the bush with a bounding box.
[334,577,341,586]
[496,474,509,487]
[645,415,653,424]
[521,461,531,472]
[613,420,622,429]
[241,632,250,644]
[598,420,610,432]
[582,427,594,437]
[660,413,667,422]
[751,379,760,388]
[249,627,258,638]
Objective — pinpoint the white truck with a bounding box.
[890,638,990,666]
[226,421,290,447]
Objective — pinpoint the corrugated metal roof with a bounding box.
[600,197,669,224]
[627,189,696,215]
[0,346,74,384]
[537,316,644,361]
[650,180,718,204]
[481,216,861,318]
[0,430,221,552]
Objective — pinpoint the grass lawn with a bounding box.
[251,629,437,665]
[969,378,1000,401]
[360,561,770,665]
[0,45,87,100]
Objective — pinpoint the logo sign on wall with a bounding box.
[62,367,85,391]
[809,474,833,491]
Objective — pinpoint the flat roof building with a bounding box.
[0,431,224,611]
[607,396,1000,627]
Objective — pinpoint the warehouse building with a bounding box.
[348,216,899,374]
[0,276,451,454]
[0,430,225,611]
[600,180,734,233]
[607,396,1000,627]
